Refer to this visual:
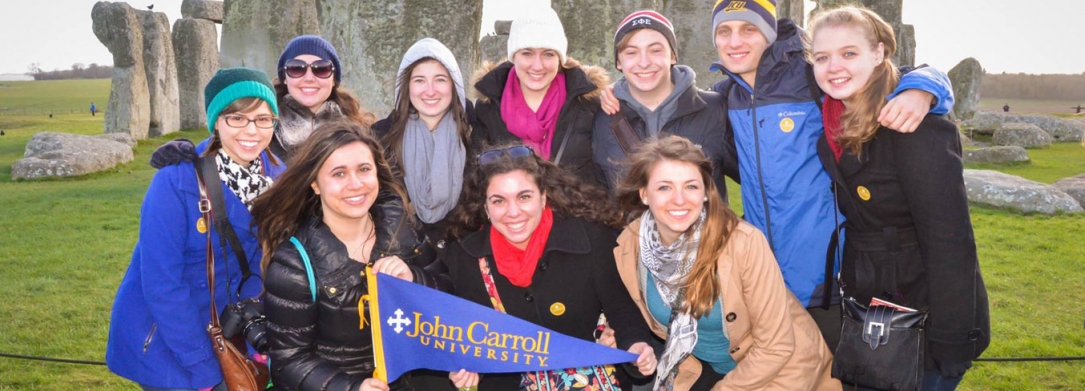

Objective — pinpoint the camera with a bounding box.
[220,297,269,353]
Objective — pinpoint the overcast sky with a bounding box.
[1,0,1082,75]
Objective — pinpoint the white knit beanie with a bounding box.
[506,5,568,64]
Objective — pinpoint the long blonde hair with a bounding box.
[806,6,901,154]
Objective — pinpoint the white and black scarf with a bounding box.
[639,209,706,391]
[216,149,273,210]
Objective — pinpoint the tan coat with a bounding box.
[614,219,841,391]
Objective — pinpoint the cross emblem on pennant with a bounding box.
[387,308,412,334]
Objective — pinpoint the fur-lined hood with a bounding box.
[471,57,610,104]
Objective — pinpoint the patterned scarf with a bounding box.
[216,149,273,210]
[822,95,846,161]
[638,209,706,391]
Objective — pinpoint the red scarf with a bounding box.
[822,95,846,161]
[500,67,567,160]
[489,207,554,288]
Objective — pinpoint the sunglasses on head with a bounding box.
[283,59,335,79]
[476,145,535,166]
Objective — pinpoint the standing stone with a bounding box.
[551,0,656,75]
[316,0,483,114]
[812,0,913,66]
[136,10,181,137]
[92,2,150,140]
[173,18,220,130]
[778,0,805,26]
[220,0,320,80]
[657,0,725,89]
[948,58,983,121]
[182,0,225,23]
[480,20,511,64]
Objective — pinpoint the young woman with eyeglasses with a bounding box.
[106,68,286,391]
[272,35,377,161]
[439,144,658,391]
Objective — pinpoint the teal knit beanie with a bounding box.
[204,67,279,133]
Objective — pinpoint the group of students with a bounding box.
[104,1,989,391]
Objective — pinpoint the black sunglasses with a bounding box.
[476,145,535,166]
[283,59,335,79]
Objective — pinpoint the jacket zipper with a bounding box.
[750,93,775,250]
[142,323,158,353]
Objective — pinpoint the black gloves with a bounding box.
[150,138,198,169]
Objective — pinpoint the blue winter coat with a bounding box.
[106,139,285,389]
[709,19,953,308]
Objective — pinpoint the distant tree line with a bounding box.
[26,63,113,80]
[981,72,1085,101]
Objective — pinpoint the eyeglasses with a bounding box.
[283,59,335,79]
[222,115,278,129]
[476,145,535,166]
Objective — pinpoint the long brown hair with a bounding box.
[805,6,901,155]
[381,58,471,172]
[250,119,409,273]
[447,144,621,239]
[615,136,739,318]
[273,81,376,127]
[203,97,280,167]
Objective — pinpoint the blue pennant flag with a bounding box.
[365,270,638,382]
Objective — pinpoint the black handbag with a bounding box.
[832,297,927,391]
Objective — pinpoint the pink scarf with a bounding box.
[500,67,567,160]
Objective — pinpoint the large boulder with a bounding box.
[136,10,181,137]
[317,0,484,114]
[182,0,224,22]
[479,33,509,64]
[219,0,320,80]
[1053,174,1085,210]
[948,58,983,121]
[173,18,220,130]
[992,122,1053,148]
[92,1,151,139]
[778,0,805,26]
[657,0,725,89]
[963,169,1083,215]
[963,111,1085,141]
[11,132,134,180]
[962,146,1029,165]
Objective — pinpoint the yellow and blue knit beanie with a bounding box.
[712,0,778,46]
[204,67,278,133]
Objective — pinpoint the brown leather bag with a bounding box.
[197,163,270,391]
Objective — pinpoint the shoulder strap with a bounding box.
[195,165,222,327]
[552,122,575,165]
[608,112,641,155]
[806,65,824,111]
[200,156,256,298]
[289,237,318,303]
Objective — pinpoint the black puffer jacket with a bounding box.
[263,192,448,390]
[472,59,608,188]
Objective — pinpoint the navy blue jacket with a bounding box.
[106,139,285,389]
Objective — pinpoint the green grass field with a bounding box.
[1,80,1084,390]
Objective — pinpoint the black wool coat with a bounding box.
[816,114,990,376]
[442,217,653,391]
[471,60,608,189]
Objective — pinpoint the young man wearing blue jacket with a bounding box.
[708,0,954,349]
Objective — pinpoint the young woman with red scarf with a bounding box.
[440,145,658,391]
[471,4,609,189]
